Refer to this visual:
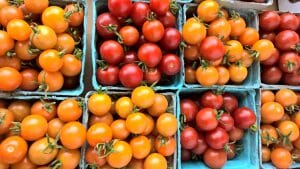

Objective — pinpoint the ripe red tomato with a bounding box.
[278,52,300,73]
[191,132,207,155]
[196,108,218,131]
[96,65,119,86]
[200,91,223,109]
[229,126,244,141]
[158,11,176,28]
[160,28,181,51]
[282,72,300,85]
[275,30,299,51]
[100,40,124,65]
[119,64,143,88]
[199,36,225,61]
[138,43,162,68]
[158,54,181,76]
[144,68,161,85]
[131,2,150,27]
[123,51,138,64]
[261,48,280,66]
[259,11,281,32]
[180,127,199,150]
[96,13,120,39]
[180,99,198,122]
[232,107,256,129]
[261,66,283,84]
[222,93,238,113]
[203,148,227,169]
[279,13,299,31]
[108,0,132,18]
[205,127,229,149]
[150,0,170,16]
[218,113,234,131]
[119,26,139,46]
[142,19,165,42]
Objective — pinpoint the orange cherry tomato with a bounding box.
[128,158,144,169]
[85,146,106,167]
[126,112,147,134]
[115,97,134,119]
[148,94,168,117]
[216,66,230,85]
[239,27,259,46]
[252,39,275,61]
[0,56,21,71]
[64,3,84,27]
[61,53,82,77]
[208,18,231,40]
[42,6,69,33]
[144,153,167,169]
[197,0,219,22]
[271,148,292,169]
[130,135,151,159]
[260,124,278,146]
[119,26,140,46]
[261,102,284,124]
[0,6,23,27]
[8,101,30,122]
[0,136,28,164]
[15,40,39,61]
[278,120,299,142]
[220,8,229,19]
[60,121,86,149]
[225,40,243,63]
[57,99,82,122]
[6,19,31,41]
[107,140,132,168]
[182,18,207,45]
[24,0,48,14]
[229,64,248,83]
[10,155,36,169]
[47,118,64,138]
[55,148,80,169]
[20,114,48,141]
[292,112,300,128]
[141,114,155,136]
[154,136,176,157]
[196,66,219,87]
[31,100,57,121]
[261,90,275,104]
[131,86,155,109]
[228,15,246,37]
[111,119,130,140]
[88,114,113,126]
[88,92,112,116]
[240,50,254,68]
[275,89,297,107]
[87,123,112,147]
[0,67,22,92]
[31,25,57,50]
[0,108,14,135]
[38,70,64,92]
[39,49,63,72]
[156,113,177,137]
[0,30,14,56]
[55,33,75,54]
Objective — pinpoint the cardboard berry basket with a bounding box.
[0,94,86,169]
[259,87,300,169]
[81,90,178,168]
[2,0,88,96]
[91,0,184,91]
[216,0,273,10]
[176,87,259,169]
[182,3,260,89]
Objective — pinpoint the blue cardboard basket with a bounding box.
[176,88,259,169]
[259,88,300,169]
[0,95,86,169]
[81,90,178,169]
[216,0,273,10]
[0,0,87,96]
[182,3,260,89]
[91,0,184,91]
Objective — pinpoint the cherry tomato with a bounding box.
[160,28,181,51]
[0,136,27,164]
[261,101,284,124]
[138,43,162,68]
[96,12,120,39]
[197,0,219,22]
[279,13,299,31]
[225,40,243,63]
[85,146,106,167]
[119,26,139,46]
[218,113,234,131]
[8,101,30,122]
[275,30,299,51]
[229,15,246,37]
[196,66,218,86]
[42,6,69,33]
[222,93,238,113]
[278,120,299,142]
[261,90,275,104]
[261,146,271,162]
[119,64,143,88]
[199,36,225,61]
[275,88,297,107]
[111,119,130,140]
[191,132,207,155]
[181,149,191,161]
[196,108,218,131]
[239,27,259,46]
[261,48,279,66]
[0,30,14,57]
[216,66,229,85]
[60,121,86,149]
[24,0,48,14]
[156,113,177,137]
[57,99,82,122]
[279,52,299,73]
[252,39,275,61]
[126,112,147,134]
[180,99,198,122]
[31,100,57,121]
[20,115,48,141]
[130,135,151,159]
[283,72,300,85]
[88,92,111,116]
[108,0,132,18]
[158,11,176,28]
[31,25,57,50]
[180,127,199,150]
[0,108,14,134]
[261,66,282,84]
[271,148,292,168]
[123,51,138,64]
[259,11,281,32]
[203,148,227,169]
[15,40,38,61]
[0,67,22,92]
[100,40,124,65]
[142,19,165,42]
[87,123,112,147]
[7,19,31,41]
[182,18,206,45]
[96,65,119,86]
[131,2,150,27]
[55,148,80,169]
[0,6,23,27]
[208,18,231,40]
[200,91,223,109]
[154,136,175,156]
[144,153,167,169]
[159,54,181,76]
[64,3,84,27]
[144,68,161,85]
[261,124,278,146]
[131,86,155,108]
[55,33,75,54]
[233,107,256,129]
[11,155,36,169]
[229,64,248,83]
[148,94,168,117]
[107,140,132,168]
[185,66,197,84]
[38,70,64,92]
[205,127,229,149]
[229,126,244,141]
[184,45,199,61]
[150,0,170,16]
[60,54,82,76]
[47,118,64,138]
[39,49,63,72]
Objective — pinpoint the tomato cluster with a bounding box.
[183,1,276,87]
[86,86,177,169]
[259,11,300,85]
[180,90,256,168]
[95,0,182,88]
[0,97,85,169]
[260,89,300,168]
[0,0,84,93]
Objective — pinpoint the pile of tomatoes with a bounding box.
[95,0,181,88]
[183,0,276,87]
[259,11,300,85]
[86,86,178,169]
[180,90,257,168]
[260,89,300,168]
[0,0,84,93]
[0,97,85,169]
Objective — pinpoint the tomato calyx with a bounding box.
[85,163,99,169]
[95,86,108,95]
[28,45,42,55]
[276,128,293,147]
[292,43,300,53]
[67,27,82,42]
[145,11,157,21]
[9,121,21,135]
[43,133,62,154]
[245,47,259,61]
[73,48,83,60]
[41,99,56,113]
[94,139,118,158]
[179,114,187,131]
[261,131,279,146]
[38,73,50,97]
[97,60,108,70]
[5,50,16,58]
[49,159,63,169]
[287,61,296,72]
[216,110,225,120]
[250,123,257,132]
[0,113,6,125]
[64,2,83,20]
[157,135,168,146]
[169,0,179,16]
[285,105,300,114]
[8,0,23,7]
[229,10,241,20]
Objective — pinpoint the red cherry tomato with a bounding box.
[160,28,181,51]
[108,0,132,18]
[96,65,119,86]
[196,108,218,131]
[100,40,124,65]
[137,43,162,68]
[222,93,238,113]
[180,99,198,122]
[150,0,170,16]
[199,36,225,61]
[158,11,176,28]
[131,2,150,27]
[96,13,120,39]
[232,107,256,129]
[200,91,224,109]
[205,127,229,149]
[279,13,299,31]
[119,63,143,88]
[259,11,281,32]
[158,54,181,76]
[180,127,199,150]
